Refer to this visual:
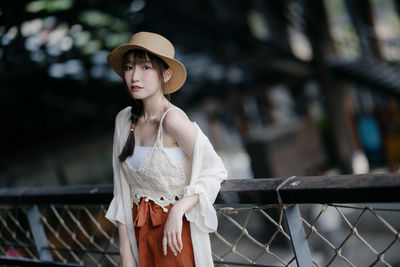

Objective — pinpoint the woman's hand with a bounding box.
[162,194,199,256]
[162,206,184,256]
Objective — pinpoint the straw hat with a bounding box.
[107,32,187,94]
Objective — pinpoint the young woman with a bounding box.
[105,32,227,267]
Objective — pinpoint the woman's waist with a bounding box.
[132,197,174,227]
[131,188,185,211]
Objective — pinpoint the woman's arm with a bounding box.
[118,222,138,267]
[163,108,197,158]
[169,110,227,234]
[162,109,199,256]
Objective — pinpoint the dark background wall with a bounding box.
[1,0,400,187]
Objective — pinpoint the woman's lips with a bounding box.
[131,86,142,91]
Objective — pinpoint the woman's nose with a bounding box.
[131,68,140,81]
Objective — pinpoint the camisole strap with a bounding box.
[155,107,182,147]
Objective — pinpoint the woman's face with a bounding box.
[123,53,163,100]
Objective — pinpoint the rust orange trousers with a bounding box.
[132,198,195,267]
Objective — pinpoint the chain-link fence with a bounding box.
[212,203,400,266]
[1,174,400,266]
[1,203,400,266]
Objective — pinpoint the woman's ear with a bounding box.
[163,68,173,83]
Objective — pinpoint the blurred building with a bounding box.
[1,0,400,187]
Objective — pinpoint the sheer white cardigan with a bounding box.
[105,107,228,267]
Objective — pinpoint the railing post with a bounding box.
[26,205,53,261]
[284,205,313,267]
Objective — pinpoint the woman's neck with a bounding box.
[141,94,170,121]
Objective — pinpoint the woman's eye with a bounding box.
[124,65,133,71]
[143,65,151,70]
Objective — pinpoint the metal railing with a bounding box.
[1,173,400,266]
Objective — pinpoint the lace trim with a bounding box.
[131,191,184,212]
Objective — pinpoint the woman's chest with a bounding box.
[134,121,159,146]
[134,120,177,147]
[122,147,192,189]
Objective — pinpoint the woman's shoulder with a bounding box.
[162,106,191,127]
[163,106,198,140]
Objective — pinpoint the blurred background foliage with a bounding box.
[1,0,400,187]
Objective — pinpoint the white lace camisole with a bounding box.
[120,107,192,212]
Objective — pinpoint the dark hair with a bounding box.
[118,49,169,162]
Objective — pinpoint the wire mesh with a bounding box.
[0,205,38,260]
[212,205,295,267]
[1,203,399,267]
[303,204,400,267]
[39,204,119,267]
[213,203,400,267]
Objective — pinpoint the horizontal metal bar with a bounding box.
[0,256,94,267]
[45,246,120,256]
[218,173,400,204]
[0,173,399,205]
[0,184,113,205]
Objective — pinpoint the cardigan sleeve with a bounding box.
[184,125,227,233]
[105,111,126,226]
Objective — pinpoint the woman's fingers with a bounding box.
[177,232,183,251]
[163,230,182,256]
[172,231,181,253]
[167,232,177,256]
[162,235,168,256]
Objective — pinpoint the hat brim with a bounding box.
[107,45,186,94]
